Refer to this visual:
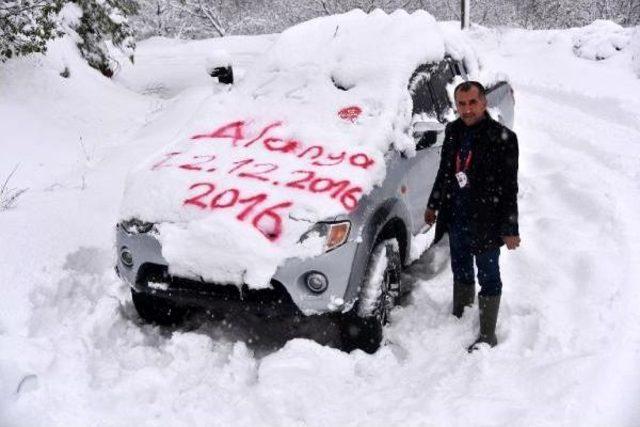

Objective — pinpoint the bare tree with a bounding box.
[315,0,424,15]
[170,0,229,37]
[130,0,640,40]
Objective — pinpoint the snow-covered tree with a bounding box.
[1,0,138,76]
[594,0,640,26]
[69,0,138,76]
[314,0,425,15]
[124,0,640,41]
[131,0,186,38]
[0,0,63,61]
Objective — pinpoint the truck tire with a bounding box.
[131,289,188,326]
[341,238,402,353]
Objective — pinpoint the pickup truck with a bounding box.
[115,12,514,353]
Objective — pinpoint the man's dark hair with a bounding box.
[454,81,486,99]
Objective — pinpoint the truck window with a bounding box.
[408,65,437,118]
[459,60,468,75]
[450,61,461,76]
[429,61,455,121]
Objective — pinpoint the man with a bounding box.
[424,81,520,352]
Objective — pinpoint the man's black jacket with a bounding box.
[427,115,519,254]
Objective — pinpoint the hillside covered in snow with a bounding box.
[1,14,639,426]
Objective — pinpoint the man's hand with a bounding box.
[502,235,521,250]
[424,208,437,226]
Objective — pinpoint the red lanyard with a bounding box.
[456,150,473,173]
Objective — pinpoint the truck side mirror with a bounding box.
[209,65,234,85]
[413,120,445,136]
[413,120,445,149]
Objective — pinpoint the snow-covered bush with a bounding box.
[1,0,137,77]
[0,0,63,61]
[572,20,631,60]
[0,166,28,211]
[66,0,138,77]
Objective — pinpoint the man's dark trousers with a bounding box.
[449,218,502,296]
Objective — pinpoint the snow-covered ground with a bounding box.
[1,19,640,426]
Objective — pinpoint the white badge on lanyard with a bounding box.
[456,149,472,189]
[456,171,468,188]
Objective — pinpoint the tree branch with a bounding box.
[196,0,225,36]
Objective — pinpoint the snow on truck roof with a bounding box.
[120,10,476,290]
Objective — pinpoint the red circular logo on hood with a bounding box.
[338,106,362,123]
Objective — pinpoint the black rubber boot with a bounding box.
[468,294,501,352]
[452,282,475,318]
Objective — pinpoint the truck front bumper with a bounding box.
[115,224,359,316]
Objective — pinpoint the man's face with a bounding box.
[455,86,487,126]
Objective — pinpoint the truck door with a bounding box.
[404,62,454,235]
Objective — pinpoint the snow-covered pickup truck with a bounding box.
[114,10,514,352]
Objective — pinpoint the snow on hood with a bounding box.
[120,9,476,288]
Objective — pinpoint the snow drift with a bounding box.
[572,20,631,61]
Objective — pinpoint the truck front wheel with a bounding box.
[341,238,402,353]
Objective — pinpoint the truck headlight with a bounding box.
[325,221,350,251]
[300,221,351,252]
[121,218,154,234]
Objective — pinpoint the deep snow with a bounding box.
[1,18,640,427]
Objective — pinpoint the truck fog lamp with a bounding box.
[305,272,328,293]
[121,247,134,267]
